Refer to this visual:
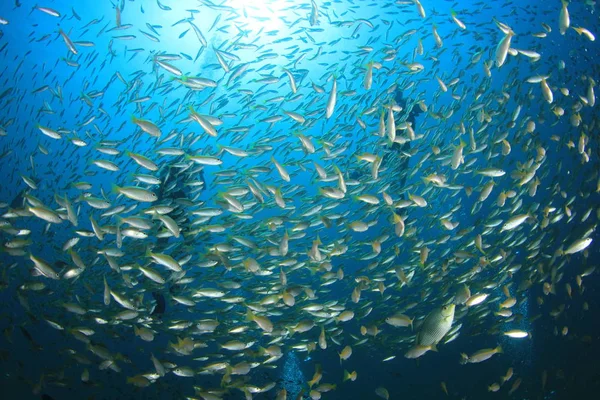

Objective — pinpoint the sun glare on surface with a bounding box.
[226,0,288,31]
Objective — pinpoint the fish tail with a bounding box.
[246,308,254,322]
[257,346,267,356]
[343,370,350,381]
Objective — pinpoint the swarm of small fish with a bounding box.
[0,0,598,399]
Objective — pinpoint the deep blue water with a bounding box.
[1,0,600,399]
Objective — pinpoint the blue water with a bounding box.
[1,0,600,399]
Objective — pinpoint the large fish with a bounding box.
[416,304,455,347]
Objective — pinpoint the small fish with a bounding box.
[247,309,273,332]
[36,6,61,17]
[326,77,337,119]
[132,116,161,137]
[112,185,157,202]
[504,330,530,339]
[385,313,413,329]
[339,345,352,363]
[559,0,570,35]
[460,346,502,363]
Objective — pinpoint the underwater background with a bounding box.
[1,0,600,399]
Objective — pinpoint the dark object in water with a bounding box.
[155,164,205,247]
[151,292,165,315]
[41,395,56,400]
[392,90,423,196]
[20,326,42,351]
[394,90,423,127]
[10,189,26,208]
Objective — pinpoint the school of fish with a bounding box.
[0,0,599,399]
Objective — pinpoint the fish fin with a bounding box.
[246,308,255,322]
[343,370,350,382]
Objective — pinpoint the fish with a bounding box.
[375,387,390,400]
[404,344,436,359]
[326,77,337,119]
[504,330,530,339]
[339,345,352,363]
[309,0,319,26]
[562,237,593,255]
[112,185,158,202]
[415,304,455,347]
[132,116,161,137]
[385,313,413,329]
[0,1,596,399]
[247,309,273,333]
[29,254,60,279]
[460,346,503,364]
[559,0,570,35]
[496,28,515,68]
